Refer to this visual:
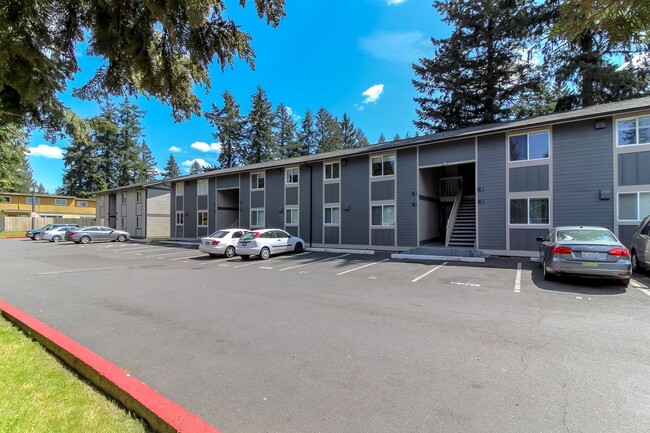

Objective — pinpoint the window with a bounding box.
[99,196,104,207]
[1,196,10,203]
[54,199,67,206]
[618,192,650,220]
[285,208,299,225]
[26,197,40,205]
[371,154,395,177]
[509,198,549,224]
[197,179,208,195]
[121,193,127,204]
[617,115,650,146]
[325,162,340,180]
[251,172,265,190]
[136,190,143,202]
[176,211,184,225]
[509,131,549,161]
[371,204,396,226]
[324,206,340,225]
[76,201,88,207]
[176,182,184,195]
[121,217,127,229]
[251,209,265,227]
[197,210,208,227]
[136,216,142,229]
[286,167,299,184]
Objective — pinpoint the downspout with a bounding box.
[305,163,313,247]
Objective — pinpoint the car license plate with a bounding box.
[582,262,599,267]
[241,242,248,246]
[582,252,600,259]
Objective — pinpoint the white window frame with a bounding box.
[136,216,142,229]
[99,196,104,207]
[324,206,340,225]
[324,162,340,181]
[121,217,127,229]
[54,199,67,206]
[251,172,265,190]
[26,197,40,205]
[508,197,550,226]
[136,190,143,203]
[176,182,184,196]
[370,204,396,227]
[285,207,299,226]
[197,210,208,227]
[617,191,650,221]
[251,209,265,228]
[175,211,184,226]
[285,167,299,185]
[76,201,88,207]
[121,192,127,204]
[507,130,550,162]
[197,179,209,195]
[370,154,396,177]
[616,115,650,147]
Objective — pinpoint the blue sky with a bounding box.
[28,0,448,193]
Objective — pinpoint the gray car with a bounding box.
[630,215,650,273]
[537,226,632,286]
[64,226,130,244]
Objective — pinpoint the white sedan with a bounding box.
[42,226,74,242]
[199,228,250,258]
[236,229,305,260]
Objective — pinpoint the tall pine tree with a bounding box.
[188,160,202,174]
[315,107,343,153]
[298,108,317,156]
[161,154,182,179]
[205,91,245,168]
[244,86,277,164]
[60,123,106,197]
[275,104,300,159]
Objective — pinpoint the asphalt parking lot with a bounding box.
[1,238,649,433]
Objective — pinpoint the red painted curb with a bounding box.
[0,299,221,433]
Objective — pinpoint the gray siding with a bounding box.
[240,174,250,228]
[341,155,369,245]
[619,225,638,248]
[510,229,548,251]
[217,174,239,189]
[197,195,208,210]
[146,185,170,239]
[324,183,339,203]
[251,191,265,208]
[619,151,650,186]
[371,229,395,246]
[477,134,507,249]
[286,187,299,206]
[208,177,216,233]
[324,226,339,244]
[397,147,418,247]
[300,163,322,244]
[553,120,614,229]
[266,170,283,229]
[419,138,474,167]
[184,181,197,238]
[509,165,549,192]
[370,180,395,201]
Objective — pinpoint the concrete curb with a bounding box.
[306,247,375,255]
[0,299,220,433]
[0,236,28,239]
[391,253,486,263]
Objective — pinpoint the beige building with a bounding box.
[95,181,170,239]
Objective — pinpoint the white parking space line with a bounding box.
[36,268,116,275]
[411,262,447,283]
[234,261,259,268]
[336,258,389,276]
[146,250,197,257]
[514,263,522,293]
[631,279,650,296]
[168,254,205,262]
[119,247,172,254]
[278,254,350,272]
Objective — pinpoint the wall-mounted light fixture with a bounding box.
[341,159,348,166]
[595,119,606,129]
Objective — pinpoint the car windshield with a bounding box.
[208,231,228,238]
[556,229,617,243]
[240,232,258,240]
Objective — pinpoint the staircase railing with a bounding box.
[445,183,463,247]
[440,176,462,202]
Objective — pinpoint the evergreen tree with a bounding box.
[244,86,277,164]
[354,129,370,147]
[413,0,541,133]
[393,133,401,141]
[115,100,146,186]
[275,104,300,159]
[162,154,182,179]
[0,125,33,192]
[90,103,120,189]
[340,114,356,149]
[205,91,245,168]
[378,133,386,143]
[60,125,106,198]
[137,143,158,182]
[298,108,317,155]
[188,160,202,175]
[315,107,343,153]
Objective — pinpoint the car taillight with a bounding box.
[211,240,220,245]
[551,246,573,254]
[68,231,78,235]
[254,232,262,238]
[608,247,630,257]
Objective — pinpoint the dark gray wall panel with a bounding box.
[341,156,369,245]
[197,195,208,210]
[397,147,418,247]
[509,165,549,192]
[419,138,475,167]
[286,226,299,237]
[266,169,284,229]
[184,181,197,238]
[208,177,216,233]
[240,174,250,228]
[251,191,265,208]
[301,163,323,244]
[217,174,239,189]
[285,187,299,206]
[477,133,506,249]
[619,151,650,186]
[175,195,183,210]
[324,183,339,203]
[370,180,395,201]
[619,225,638,248]
[553,120,614,229]
[324,226,339,244]
[170,185,177,237]
[510,229,548,251]
[371,229,395,246]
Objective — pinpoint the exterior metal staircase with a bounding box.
[448,196,476,247]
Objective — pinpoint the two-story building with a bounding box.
[0,192,96,219]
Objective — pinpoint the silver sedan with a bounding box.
[537,226,632,286]
[64,226,130,244]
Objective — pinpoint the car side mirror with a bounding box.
[536,237,544,242]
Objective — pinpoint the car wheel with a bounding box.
[33,233,42,241]
[240,255,250,261]
[224,246,236,258]
[79,236,91,244]
[294,242,304,254]
[117,234,127,242]
[52,235,62,242]
[631,250,642,273]
[259,247,270,260]
[618,278,631,287]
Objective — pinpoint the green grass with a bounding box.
[0,231,25,237]
[0,316,149,433]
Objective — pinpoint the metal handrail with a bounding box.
[445,182,463,246]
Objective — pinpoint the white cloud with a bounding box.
[362,84,384,104]
[28,144,63,159]
[286,106,301,121]
[359,31,429,63]
[168,146,182,152]
[354,104,365,112]
[191,141,221,153]
[618,52,650,71]
[181,159,210,172]
[386,0,408,5]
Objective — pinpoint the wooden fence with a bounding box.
[0,216,96,232]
